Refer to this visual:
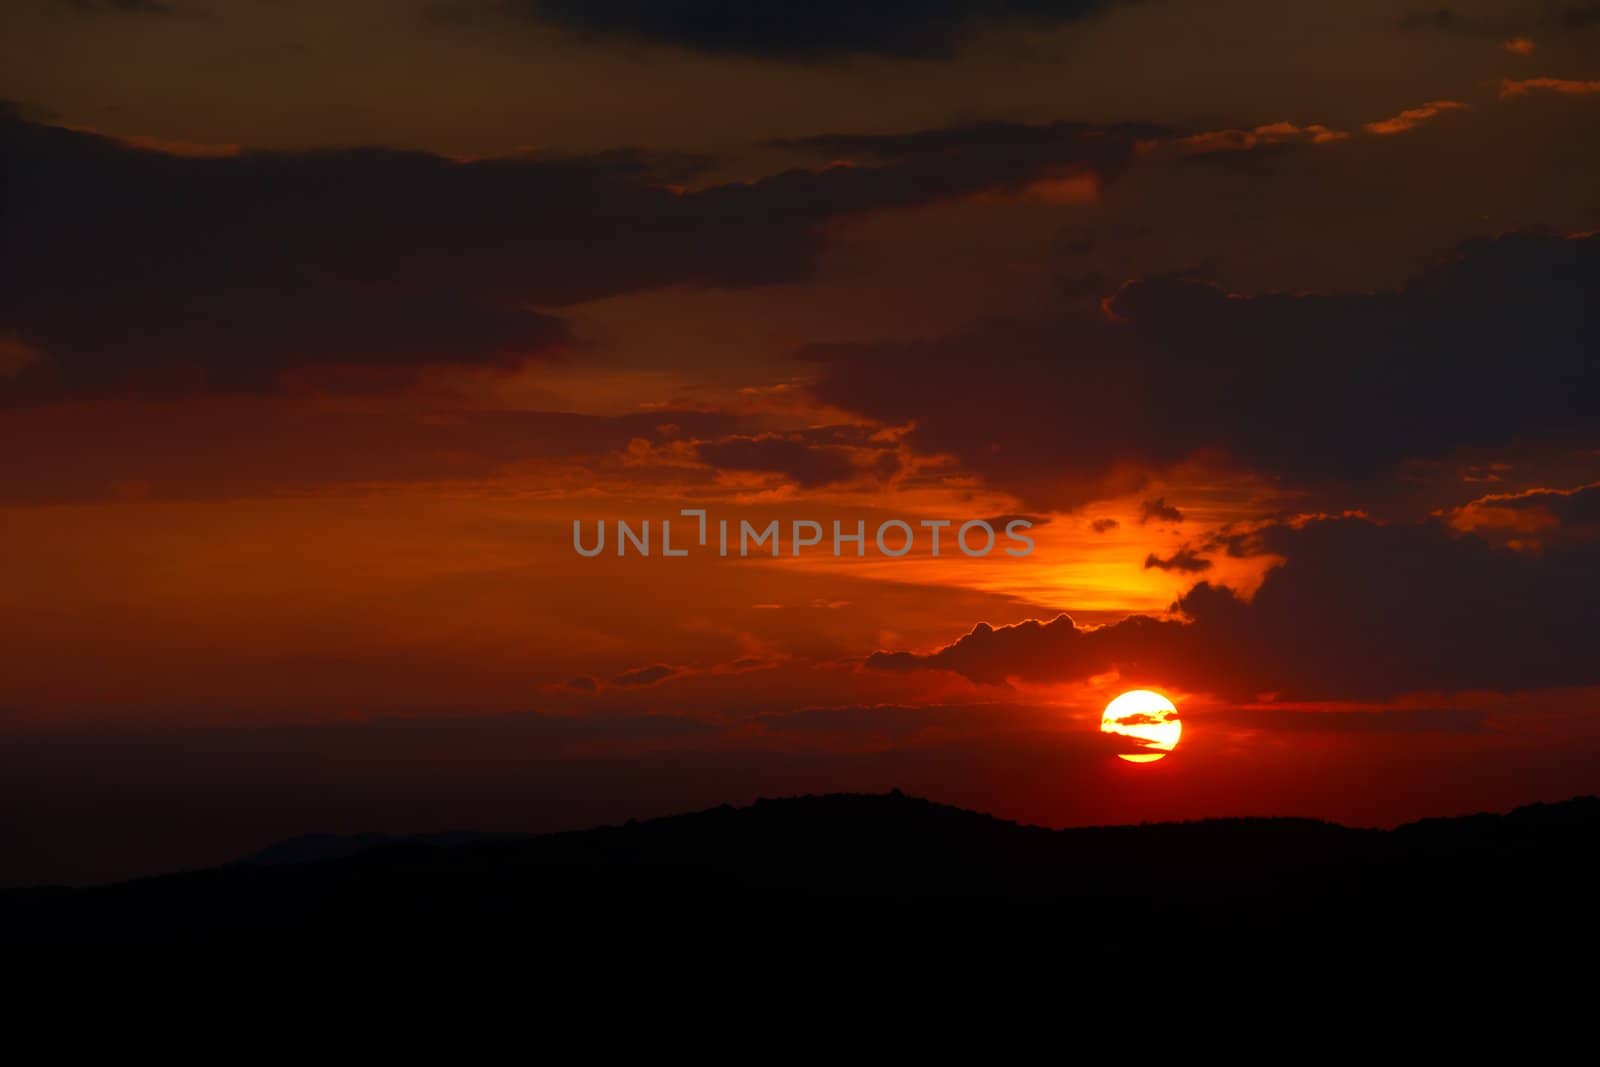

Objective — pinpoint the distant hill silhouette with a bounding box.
[4,790,1596,941]
[243,830,532,867]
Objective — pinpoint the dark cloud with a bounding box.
[742,120,1149,217]
[688,422,906,487]
[867,611,1192,686]
[611,664,680,687]
[64,0,174,14]
[1144,547,1211,573]
[805,233,1600,509]
[695,434,864,488]
[1090,518,1120,533]
[1049,84,1600,301]
[1107,711,1170,726]
[1139,497,1183,524]
[465,1,1131,61]
[870,512,1600,700]
[565,675,600,692]
[1398,7,1495,36]
[1398,4,1600,34]
[771,118,1163,163]
[1,110,1146,404]
[1563,3,1600,28]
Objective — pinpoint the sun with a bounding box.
[1101,689,1182,763]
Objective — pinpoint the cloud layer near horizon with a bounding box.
[870,511,1600,700]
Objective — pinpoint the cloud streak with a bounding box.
[1501,77,1600,98]
[1363,100,1468,136]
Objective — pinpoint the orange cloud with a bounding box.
[1363,100,1468,136]
[1444,482,1600,552]
[1500,77,1600,98]
[1145,122,1347,158]
[1503,37,1535,56]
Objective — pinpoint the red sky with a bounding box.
[2,0,1599,884]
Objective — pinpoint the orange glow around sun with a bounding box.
[1101,689,1183,763]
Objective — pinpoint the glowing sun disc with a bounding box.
[1101,689,1182,763]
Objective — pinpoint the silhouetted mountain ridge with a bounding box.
[4,791,1596,941]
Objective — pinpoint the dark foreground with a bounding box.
[5,791,1596,942]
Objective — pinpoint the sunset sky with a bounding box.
[3,0,1599,885]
